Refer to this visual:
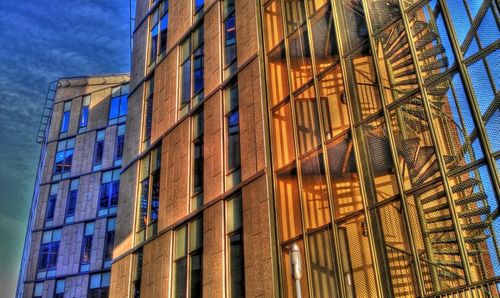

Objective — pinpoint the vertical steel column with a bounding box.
[397,0,473,284]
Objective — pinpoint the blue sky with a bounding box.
[0,1,131,296]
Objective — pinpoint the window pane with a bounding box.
[276,166,302,241]
[310,4,339,73]
[195,0,204,12]
[150,24,159,61]
[289,27,313,91]
[94,141,104,165]
[295,85,320,156]
[173,258,187,298]
[174,226,187,259]
[193,46,204,95]
[229,232,245,297]
[267,43,289,106]
[60,111,70,133]
[226,194,243,233]
[138,178,149,230]
[150,172,160,222]
[190,252,203,297]
[193,141,203,194]
[181,59,191,105]
[264,0,284,52]
[227,110,240,171]
[66,190,78,216]
[272,103,296,169]
[160,14,168,51]
[119,96,128,117]
[80,106,89,128]
[224,14,237,66]
[308,229,336,297]
[189,217,203,252]
[284,0,306,34]
[109,98,119,120]
[115,135,125,160]
[45,195,57,221]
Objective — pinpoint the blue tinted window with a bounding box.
[45,195,57,221]
[60,111,70,133]
[195,0,204,12]
[160,14,168,51]
[193,47,204,95]
[54,149,73,175]
[225,14,237,66]
[119,96,128,117]
[79,106,89,128]
[150,24,159,62]
[66,190,78,217]
[109,98,119,120]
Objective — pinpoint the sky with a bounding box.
[0,1,131,296]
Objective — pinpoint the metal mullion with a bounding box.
[439,0,500,205]
[399,0,475,285]
[302,1,344,297]
[329,1,388,296]
[356,0,428,295]
[277,0,312,296]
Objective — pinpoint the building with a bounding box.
[18,0,499,297]
[17,74,130,298]
[110,0,500,297]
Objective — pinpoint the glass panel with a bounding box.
[276,166,302,241]
[295,85,320,156]
[227,110,241,171]
[326,133,363,219]
[150,24,159,62]
[226,194,243,233]
[174,226,187,259]
[193,46,204,95]
[310,4,339,73]
[338,0,368,52]
[308,229,336,297]
[173,258,187,298]
[267,43,290,106]
[337,214,378,297]
[181,59,191,105]
[300,151,331,229]
[284,0,306,34]
[190,251,203,297]
[289,27,313,91]
[229,232,245,297]
[150,171,160,222]
[189,217,203,252]
[272,103,296,169]
[224,13,237,66]
[264,0,284,52]
[318,66,348,140]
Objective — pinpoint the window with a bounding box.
[37,228,61,279]
[180,25,204,116]
[54,279,65,298]
[65,179,79,223]
[149,2,168,65]
[194,0,204,16]
[53,138,75,180]
[226,194,244,297]
[136,146,161,243]
[114,124,126,166]
[33,282,43,298]
[98,169,120,216]
[93,129,106,171]
[79,95,90,133]
[132,250,143,298]
[223,0,237,78]
[80,222,94,272]
[224,82,241,189]
[103,217,116,269]
[143,77,154,148]
[191,109,204,211]
[45,183,58,227]
[88,272,110,298]
[60,101,72,136]
[108,84,129,125]
[173,217,203,298]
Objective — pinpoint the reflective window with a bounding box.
[136,146,161,243]
[44,183,58,227]
[54,279,65,298]
[191,110,204,211]
[224,82,241,190]
[37,229,61,279]
[98,169,121,216]
[179,25,204,116]
[65,179,79,223]
[143,77,154,148]
[88,272,110,297]
[93,129,106,171]
[108,84,129,125]
[223,0,237,77]
[80,222,94,272]
[33,282,43,298]
[53,138,75,180]
[79,95,90,133]
[114,124,126,166]
[60,101,71,135]
[173,218,203,298]
[103,217,116,269]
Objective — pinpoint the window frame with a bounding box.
[65,179,79,223]
[223,81,241,190]
[44,183,58,227]
[78,95,91,133]
[79,221,94,272]
[148,1,169,66]
[37,228,62,279]
[225,193,245,297]
[59,101,72,136]
[222,0,237,77]
[93,129,106,171]
[102,217,116,269]
[53,138,75,180]
[114,124,126,166]
[97,169,121,216]
[108,85,129,125]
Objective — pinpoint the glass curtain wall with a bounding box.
[261,0,500,297]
